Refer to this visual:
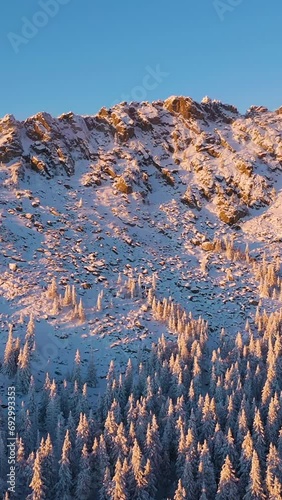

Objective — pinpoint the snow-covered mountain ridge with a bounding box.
[1,95,282,376]
[1,96,282,498]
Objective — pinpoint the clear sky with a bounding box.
[1,0,282,120]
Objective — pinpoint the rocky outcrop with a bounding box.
[164,96,205,121]
[0,94,281,226]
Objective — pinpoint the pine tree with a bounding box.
[78,299,86,322]
[27,376,38,428]
[55,430,73,500]
[181,454,196,500]
[131,439,149,497]
[72,350,82,388]
[75,413,90,462]
[75,444,92,500]
[25,314,35,350]
[17,342,31,394]
[28,451,46,500]
[174,479,187,499]
[39,373,51,424]
[266,444,282,498]
[3,324,17,377]
[216,455,239,499]
[99,467,113,500]
[40,434,56,499]
[112,457,128,500]
[243,450,266,500]
[96,435,110,486]
[239,430,254,495]
[144,416,162,479]
[97,291,103,312]
[45,380,60,440]
[15,437,28,500]
[198,441,217,500]
[47,277,58,299]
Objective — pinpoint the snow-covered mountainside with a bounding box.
[1,96,282,499]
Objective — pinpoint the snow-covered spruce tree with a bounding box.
[27,376,38,428]
[265,443,282,498]
[15,437,28,500]
[197,440,217,500]
[98,467,113,500]
[16,342,31,394]
[78,299,86,322]
[130,438,150,498]
[45,380,60,440]
[55,412,65,461]
[97,290,103,311]
[40,434,56,499]
[25,314,35,350]
[111,457,128,500]
[38,372,51,424]
[3,324,17,377]
[72,349,82,388]
[55,430,73,500]
[243,450,266,500]
[216,455,239,499]
[47,277,58,300]
[174,479,187,499]
[75,413,90,465]
[75,444,92,500]
[63,285,72,306]
[27,451,46,500]
[94,434,110,490]
[144,415,162,481]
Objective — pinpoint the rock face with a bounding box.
[164,96,205,121]
[0,96,281,225]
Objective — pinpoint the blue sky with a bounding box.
[1,0,282,119]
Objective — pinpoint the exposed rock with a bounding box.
[115,176,133,194]
[164,96,205,121]
[202,241,215,251]
[219,205,248,225]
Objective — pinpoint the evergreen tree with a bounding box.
[99,467,113,500]
[266,444,282,498]
[198,441,217,500]
[41,434,56,498]
[72,350,82,388]
[216,455,239,499]
[55,430,73,500]
[3,324,17,377]
[174,479,187,499]
[112,457,128,500]
[75,444,92,500]
[17,342,31,394]
[28,451,46,500]
[243,450,266,500]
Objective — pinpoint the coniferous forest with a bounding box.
[1,281,282,499]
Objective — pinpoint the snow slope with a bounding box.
[0,96,282,386]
